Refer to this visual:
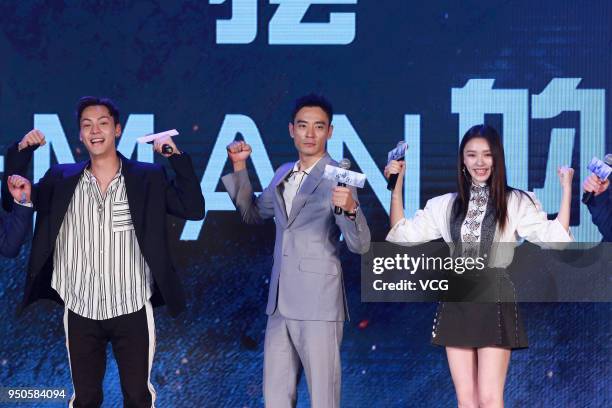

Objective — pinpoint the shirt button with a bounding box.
[98,205,103,212]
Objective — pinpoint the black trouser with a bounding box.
[63,303,156,408]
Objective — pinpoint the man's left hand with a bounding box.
[153,135,180,157]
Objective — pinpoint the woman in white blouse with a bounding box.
[385,125,574,408]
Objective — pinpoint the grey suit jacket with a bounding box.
[222,153,370,321]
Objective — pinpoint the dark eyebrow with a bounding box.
[81,115,110,123]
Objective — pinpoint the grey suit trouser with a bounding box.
[263,310,344,408]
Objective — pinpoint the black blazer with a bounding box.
[0,204,32,258]
[3,143,205,317]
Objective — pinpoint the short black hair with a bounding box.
[291,93,333,124]
[76,96,120,127]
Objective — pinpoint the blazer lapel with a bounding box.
[286,154,331,227]
[50,161,88,238]
[274,164,293,225]
[120,154,146,237]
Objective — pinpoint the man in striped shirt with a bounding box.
[4,97,205,407]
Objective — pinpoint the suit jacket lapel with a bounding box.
[120,153,146,237]
[50,161,88,238]
[286,154,331,227]
[275,164,293,225]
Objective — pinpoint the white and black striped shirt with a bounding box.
[51,163,152,320]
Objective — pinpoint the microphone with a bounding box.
[386,141,408,191]
[136,129,178,155]
[582,154,612,204]
[334,158,352,215]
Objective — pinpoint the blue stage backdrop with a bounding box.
[0,1,610,407]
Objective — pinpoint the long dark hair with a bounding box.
[452,124,530,233]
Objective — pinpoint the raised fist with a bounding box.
[18,129,46,151]
[7,175,32,203]
[226,141,252,163]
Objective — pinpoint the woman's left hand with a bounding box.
[557,166,575,190]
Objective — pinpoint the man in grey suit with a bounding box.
[223,94,370,407]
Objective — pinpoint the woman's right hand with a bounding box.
[386,160,407,225]
[384,160,405,179]
[384,160,406,195]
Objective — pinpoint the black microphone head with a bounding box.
[605,154,612,166]
[339,158,351,170]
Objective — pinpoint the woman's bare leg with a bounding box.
[446,347,479,408]
[476,347,511,408]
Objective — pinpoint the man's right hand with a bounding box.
[226,140,252,171]
[18,129,46,151]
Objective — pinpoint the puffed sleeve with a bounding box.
[515,191,573,248]
[386,194,448,245]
